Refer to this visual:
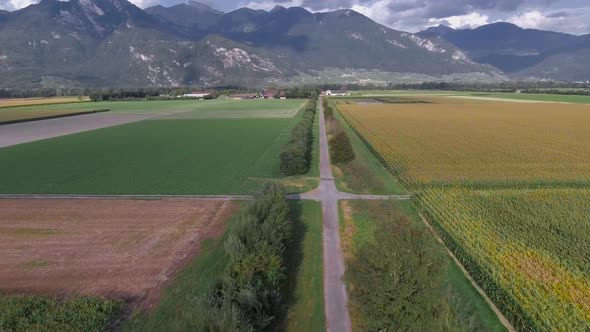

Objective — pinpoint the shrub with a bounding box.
[203,183,292,331]
[324,105,334,120]
[280,99,317,176]
[329,131,355,164]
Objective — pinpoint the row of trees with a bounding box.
[203,183,291,331]
[324,99,355,165]
[317,81,590,94]
[280,99,317,176]
[2,82,588,100]
[347,201,454,331]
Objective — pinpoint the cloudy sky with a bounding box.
[2,0,589,35]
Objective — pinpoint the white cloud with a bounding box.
[0,0,35,10]
[428,12,491,29]
[241,0,278,10]
[507,10,546,29]
[351,1,392,25]
[507,8,590,34]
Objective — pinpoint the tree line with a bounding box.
[2,82,587,100]
[202,183,292,331]
[346,201,456,331]
[280,98,317,176]
[324,98,355,165]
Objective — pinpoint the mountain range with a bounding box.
[0,0,587,88]
[419,23,590,82]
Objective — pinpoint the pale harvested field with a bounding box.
[339,97,590,185]
[0,97,89,108]
[0,199,236,304]
[0,113,160,148]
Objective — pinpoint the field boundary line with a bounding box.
[0,194,253,200]
[416,209,516,332]
[0,109,110,126]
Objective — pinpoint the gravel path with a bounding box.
[308,98,412,332]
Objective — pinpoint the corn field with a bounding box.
[339,98,590,331]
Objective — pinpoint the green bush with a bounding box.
[203,183,292,331]
[280,99,317,176]
[0,296,122,332]
[324,105,334,120]
[329,131,355,164]
[347,213,450,331]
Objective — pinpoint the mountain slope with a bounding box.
[420,23,590,81]
[0,1,501,88]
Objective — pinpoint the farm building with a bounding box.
[262,89,278,99]
[325,90,350,96]
[182,90,213,98]
[229,93,257,99]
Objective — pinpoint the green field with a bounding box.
[0,99,312,194]
[0,119,291,194]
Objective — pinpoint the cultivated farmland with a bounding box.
[0,109,106,124]
[0,96,89,108]
[0,99,309,194]
[339,97,590,186]
[0,198,236,301]
[338,96,590,331]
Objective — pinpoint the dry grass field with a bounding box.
[339,97,590,186]
[0,97,88,108]
[338,96,590,331]
[0,198,236,306]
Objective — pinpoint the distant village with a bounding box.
[181,89,287,99]
[180,89,351,99]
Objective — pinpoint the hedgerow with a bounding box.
[203,183,292,331]
[280,99,317,176]
[329,131,355,164]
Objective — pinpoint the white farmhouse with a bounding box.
[182,90,212,98]
[325,90,350,96]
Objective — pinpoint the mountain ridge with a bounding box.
[419,22,590,81]
[0,0,507,88]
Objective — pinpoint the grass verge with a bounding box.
[283,200,325,332]
[120,208,238,331]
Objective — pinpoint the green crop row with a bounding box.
[0,296,122,332]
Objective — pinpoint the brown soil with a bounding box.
[0,198,237,305]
